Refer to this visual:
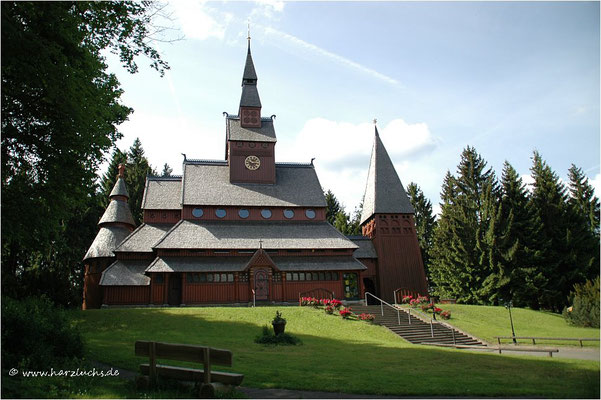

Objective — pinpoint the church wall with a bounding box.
[283,280,341,302]
[83,258,113,309]
[182,282,238,304]
[183,206,326,222]
[103,286,150,305]
[229,141,275,184]
[370,214,428,303]
[144,209,181,224]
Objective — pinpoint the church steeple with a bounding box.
[239,33,261,127]
[360,123,414,225]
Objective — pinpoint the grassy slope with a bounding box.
[71,306,599,398]
[436,304,600,346]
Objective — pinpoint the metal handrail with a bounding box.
[395,303,458,343]
[251,289,256,308]
[364,292,402,326]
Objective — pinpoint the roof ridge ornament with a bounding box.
[373,118,379,137]
[118,163,125,178]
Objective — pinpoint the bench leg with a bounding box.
[532,339,536,345]
[498,348,502,354]
[548,352,552,357]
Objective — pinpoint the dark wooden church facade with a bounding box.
[82,43,427,309]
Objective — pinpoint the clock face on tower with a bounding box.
[244,155,261,170]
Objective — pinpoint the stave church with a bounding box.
[82,41,428,309]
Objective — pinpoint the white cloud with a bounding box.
[520,174,536,192]
[171,1,230,41]
[261,26,400,87]
[251,0,285,20]
[278,117,438,212]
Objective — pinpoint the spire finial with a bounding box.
[373,118,377,125]
[373,119,379,136]
[259,239,263,249]
[247,20,251,51]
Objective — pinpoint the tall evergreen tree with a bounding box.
[529,151,575,311]
[324,189,343,225]
[407,182,437,280]
[488,162,547,307]
[334,211,350,235]
[346,202,363,236]
[430,148,499,304]
[566,164,599,281]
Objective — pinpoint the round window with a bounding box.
[305,209,316,219]
[239,209,249,219]
[216,209,226,218]
[261,209,272,219]
[284,209,294,219]
[192,208,204,218]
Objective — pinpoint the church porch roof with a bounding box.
[100,259,151,286]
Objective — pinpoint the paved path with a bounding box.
[446,345,600,360]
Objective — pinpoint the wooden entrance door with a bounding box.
[168,273,182,306]
[254,269,269,300]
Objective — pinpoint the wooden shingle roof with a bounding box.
[360,127,414,225]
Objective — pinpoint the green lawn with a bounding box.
[433,304,600,346]
[69,306,599,398]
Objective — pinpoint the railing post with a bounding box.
[397,309,400,325]
[430,319,434,338]
[452,328,456,345]
[408,308,411,325]
[380,300,384,316]
[365,292,368,306]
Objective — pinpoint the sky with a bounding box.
[105,0,600,215]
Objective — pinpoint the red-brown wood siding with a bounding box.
[82,258,113,310]
[239,107,262,128]
[357,258,377,277]
[182,283,237,304]
[283,281,341,302]
[368,214,427,303]
[143,209,181,224]
[150,274,165,304]
[182,206,326,222]
[229,141,275,184]
[104,286,150,305]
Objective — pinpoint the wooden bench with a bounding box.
[496,336,600,347]
[135,340,244,397]
[422,342,559,357]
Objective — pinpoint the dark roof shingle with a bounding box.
[100,259,150,286]
[182,162,326,207]
[154,220,358,250]
[115,223,174,253]
[360,129,414,224]
[98,199,135,227]
[141,177,182,210]
[84,226,132,260]
[226,117,276,142]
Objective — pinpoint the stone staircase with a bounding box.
[351,304,486,346]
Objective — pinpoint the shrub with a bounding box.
[1,296,84,370]
[340,307,353,319]
[402,295,413,304]
[440,310,451,320]
[324,305,334,314]
[254,326,302,346]
[358,313,375,322]
[563,277,600,328]
[330,299,343,309]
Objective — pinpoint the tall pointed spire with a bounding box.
[239,27,261,127]
[360,123,414,225]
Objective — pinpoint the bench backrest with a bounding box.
[135,341,232,367]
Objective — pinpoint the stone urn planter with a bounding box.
[272,311,286,336]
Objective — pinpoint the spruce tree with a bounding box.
[430,148,499,304]
[324,190,343,225]
[407,182,437,280]
[161,163,173,177]
[529,151,572,311]
[566,165,599,281]
[334,211,350,234]
[490,162,547,308]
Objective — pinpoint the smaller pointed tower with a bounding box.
[360,123,427,302]
[82,164,136,309]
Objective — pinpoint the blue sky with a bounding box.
[106,1,600,215]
